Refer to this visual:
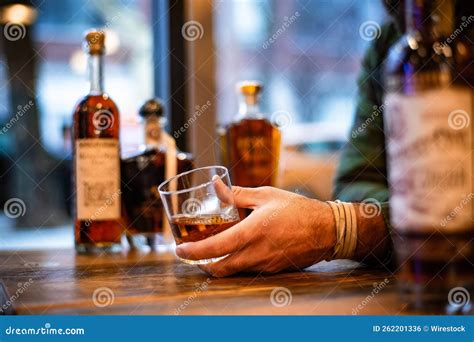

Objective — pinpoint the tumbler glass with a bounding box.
[158,166,240,264]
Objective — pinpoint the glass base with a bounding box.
[178,254,229,265]
[75,242,122,254]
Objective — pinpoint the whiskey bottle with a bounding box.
[121,98,194,249]
[384,0,473,312]
[73,30,122,252]
[222,81,281,188]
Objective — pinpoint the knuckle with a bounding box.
[234,228,245,246]
[259,186,274,195]
[234,227,252,248]
[232,186,244,197]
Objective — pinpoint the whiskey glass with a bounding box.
[158,166,240,264]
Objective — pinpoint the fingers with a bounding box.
[231,186,269,209]
[198,249,255,277]
[213,177,268,210]
[213,174,272,210]
[175,213,260,260]
[212,175,234,205]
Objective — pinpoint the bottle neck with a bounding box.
[238,94,261,119]
[88,54,104,95]
[144,116,166,147]
[405,0,454,37]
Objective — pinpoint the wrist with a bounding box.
[324,201,338,260]
[352,203,391,263]
[308,199,337,261]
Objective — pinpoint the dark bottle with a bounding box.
[73,30,123,253]
[384,0,473,313]
[121,99,194,249]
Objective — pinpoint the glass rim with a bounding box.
[158,165,230,196]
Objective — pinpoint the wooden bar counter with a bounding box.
[0,248,409,315]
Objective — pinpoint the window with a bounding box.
[2,0,154,156]
[0,0,388,242]
[0,0,155,235]
[213,0,387,147]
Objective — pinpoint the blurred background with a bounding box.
[0,0,386,248]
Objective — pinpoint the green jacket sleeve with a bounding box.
[333,22,401,257]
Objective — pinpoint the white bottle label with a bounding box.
[385,87,473,233]
[75,138,121,220]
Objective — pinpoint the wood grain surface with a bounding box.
[0,249,407,315]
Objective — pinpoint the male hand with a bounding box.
[175,185,336,277]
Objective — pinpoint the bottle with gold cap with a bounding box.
[72,29,122,252]
[221,81,281,213]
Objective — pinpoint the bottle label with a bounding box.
[75,138,121,220]
[235,136,277,183]
[384,87,473,233]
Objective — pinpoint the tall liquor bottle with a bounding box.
[384,0,473,312]
[73,30,122,252]
[222,81,281,188]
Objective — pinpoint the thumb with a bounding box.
[231,186,266,209]
[212,175,268,209]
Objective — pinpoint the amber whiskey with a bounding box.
[222,81,281,188]
[73,30,122,252]
[169,214,239,245]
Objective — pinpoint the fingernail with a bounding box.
[212,175,220,181]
